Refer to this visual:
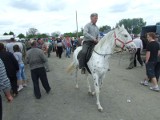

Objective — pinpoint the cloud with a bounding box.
[0,20,13,26]
[0,0,160,35]
[46,0,67,11]
[9,0,39,11]
[109,2,130,13]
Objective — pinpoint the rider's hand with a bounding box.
[94,40,98,44]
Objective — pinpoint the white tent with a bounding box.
[0,35,14,41]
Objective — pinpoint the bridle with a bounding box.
[114,32,133,49]
[93,31,133,57]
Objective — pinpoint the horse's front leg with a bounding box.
[93,74,103,112]
[86,74,92,95]
[99,73,105,90]
[86,74,95,96]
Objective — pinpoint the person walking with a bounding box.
[6,38,23,54]
[126,51,136,69]
[47,39,53,58]
[37,39,50,72]
[26,40,51,99]
[0,58,13,120]
[0,43,19,96]
[79,13,99,74]
[141,32,160,91]
[133,34,143,67]
[13,45,27,92]
[55,37,63,59]
[64,37,72,58]
[6,38,26,63]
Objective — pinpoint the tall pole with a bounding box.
[76,11,78,39]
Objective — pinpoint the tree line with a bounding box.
[3,18,160,39]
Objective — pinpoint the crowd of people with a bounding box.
[0,36,81,119]
[25,36,81,59]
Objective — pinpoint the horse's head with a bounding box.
[115,25,136,51]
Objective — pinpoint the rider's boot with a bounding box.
[81,67,86,74]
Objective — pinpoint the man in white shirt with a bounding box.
[133,34,143,67]
[6,38,23,53]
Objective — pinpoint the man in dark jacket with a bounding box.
[27,40,51,99]
[0,43,19,96]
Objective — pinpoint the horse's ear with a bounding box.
[117,25,120,29]
[121,24,124,28]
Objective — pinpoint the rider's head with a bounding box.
[90,13,98,24]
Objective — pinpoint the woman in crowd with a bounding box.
[13,45,27,92]
[0,43,19,96]
[64,37,72,58]
[55,37,64,58]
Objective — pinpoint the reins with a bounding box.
[93,49,123,57]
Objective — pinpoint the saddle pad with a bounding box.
[77,46,94,74]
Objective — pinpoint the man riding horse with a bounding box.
[79,13,99,74]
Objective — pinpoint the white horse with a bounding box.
[67,25,136,112]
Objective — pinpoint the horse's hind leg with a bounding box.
[75,67,79,89]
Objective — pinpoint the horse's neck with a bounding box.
[94,31,115,54]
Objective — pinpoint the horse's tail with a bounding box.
[66,62,75,73]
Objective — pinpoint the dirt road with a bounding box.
[2,52,160,120]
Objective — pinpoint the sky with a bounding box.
[0,0,160,36]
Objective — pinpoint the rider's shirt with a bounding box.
[83,22,99,41]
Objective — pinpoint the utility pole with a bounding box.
[76,11,78,39]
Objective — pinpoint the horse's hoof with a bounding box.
[91,92,95,96]
[88,91,92,95]
[98,108,103,112]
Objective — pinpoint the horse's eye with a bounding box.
[124,34,128,37]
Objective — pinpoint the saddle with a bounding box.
[77,45,95,74]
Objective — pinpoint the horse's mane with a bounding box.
[95,29,115,50]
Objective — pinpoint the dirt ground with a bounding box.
[2,52,160,120]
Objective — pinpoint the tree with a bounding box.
[27,28,38,35]
[116,18,146,34]
[51,31,61,37]
[36,33,48,38]
[156,22,160,25]
[18,33,25,39]
[99,25,111,33]
[3,32,8,35]
[9,31,14,35]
